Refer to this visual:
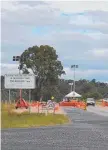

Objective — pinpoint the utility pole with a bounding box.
[71,65,78,92]
[13,56,25,102]
[69,83,73,92]
[13,56,32,113]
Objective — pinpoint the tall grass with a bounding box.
[1,103,69,129]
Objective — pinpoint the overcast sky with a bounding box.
[1,1,108,82]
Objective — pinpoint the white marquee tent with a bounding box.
[65,91,81,98]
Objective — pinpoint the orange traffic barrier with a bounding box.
[31,102,38,107]
[59,100,78,107]
[101,100,108,107]
[54,105,60,111]
[59,100,86,110]
[30,101,42,107]
[77,101,86,110]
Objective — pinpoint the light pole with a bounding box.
[13,56,25,101]
[69,83,73,92]
[71,65,78,92]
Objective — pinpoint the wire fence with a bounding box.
[1,89,34,104]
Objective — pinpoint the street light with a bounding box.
[69,82,73,92]
[13,56,26,101]
[71,65,78,92]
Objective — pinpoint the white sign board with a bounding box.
[47,100,55,109]
[5,74,35,89]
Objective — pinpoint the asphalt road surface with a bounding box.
[1,107,108,150]
[87,106,108,117]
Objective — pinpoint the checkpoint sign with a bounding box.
[4,74,35,89]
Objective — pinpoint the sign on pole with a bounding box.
[4,74,35,89]
[47,100,55,109]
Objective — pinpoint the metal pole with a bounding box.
[38,101,39,113]
[9,89,11,104]
[69,83,73,92]
[71,83,73,92]
[19,62,22,102]
[8,89,11,114]
[72,83,73,91]
[29,89,31,113]
[73,67,75,99]
[73,67,75,92]
[29,90,31,104]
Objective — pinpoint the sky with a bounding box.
[1,0,108,82]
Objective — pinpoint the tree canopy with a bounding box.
[1,75,108,102]
[19,45,65,99]
[1,45,108,101]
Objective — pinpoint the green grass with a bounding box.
[1,103,69,129]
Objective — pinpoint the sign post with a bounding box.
[47,100,55,114]
[29,89,31,113]
[5,74,35,112]
[9,89,11,104]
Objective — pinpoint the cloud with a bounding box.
[0,63,19,75]
[86,49,108,59]
[63,67,108,82]
[1,1,66,26]
[1,63,108,82]
[86,10,108,23]
[1,1,108,82]
[0,63,33,75]
[1,1,108,33]
[47,1,108,13]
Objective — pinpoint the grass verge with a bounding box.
[1,103,69,129]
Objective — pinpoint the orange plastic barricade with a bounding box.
[101,100,108,107]
[59,100,86,110]
[31,102,37,107]
[76,101,86,110]
[54,106,60,111]
[31,102,38,107]
[59,100,78,107]
[102,101,108,107]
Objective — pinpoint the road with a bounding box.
[1,107,108,150]
[87,106,108,117]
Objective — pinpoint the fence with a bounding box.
[1,89,34,104]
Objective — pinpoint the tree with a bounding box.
[20,45,65,99]
[91,79,96,84]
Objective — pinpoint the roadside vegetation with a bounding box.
[1,103,69,129]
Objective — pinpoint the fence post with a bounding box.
[29,89,31,114]
[9,89,11,104]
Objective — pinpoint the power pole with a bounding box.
[13,56,26,101]
[69,83,73,92]
[71,65,78,92]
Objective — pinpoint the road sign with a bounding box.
[47,100,55,109]
[4,74,35,89]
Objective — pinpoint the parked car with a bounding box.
[87,98,95,106]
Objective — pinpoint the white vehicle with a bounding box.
[103,98,108,102]
[87,98,95,106]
